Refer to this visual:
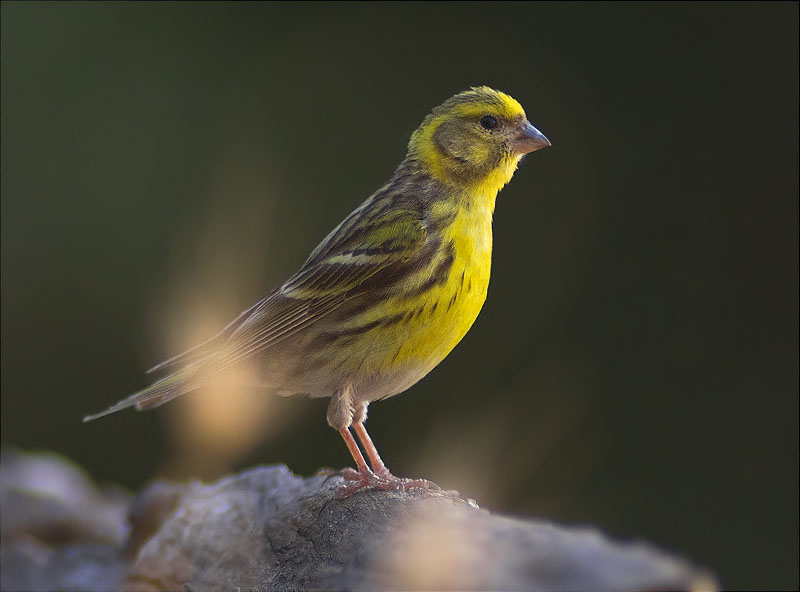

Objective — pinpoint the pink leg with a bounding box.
[332,393,396,495]
[335,422,439,497]
[337,427,387,496]
[338,428,370,474]
[352,422,391,477]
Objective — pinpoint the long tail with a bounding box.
[144,297,267,375]
[83,366,203,422]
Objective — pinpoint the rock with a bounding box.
[1,451,717,591]
[0,450,130,592]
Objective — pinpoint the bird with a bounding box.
[84,86,550,493]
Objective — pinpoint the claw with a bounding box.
[335,422,441,498]
[336,467,440,498]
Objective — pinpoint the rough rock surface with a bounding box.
[1,451,717,591]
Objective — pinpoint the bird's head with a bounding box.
[408,86,550,194]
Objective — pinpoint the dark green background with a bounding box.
[2,2,797,588]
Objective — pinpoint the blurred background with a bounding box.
[1,2,797,588]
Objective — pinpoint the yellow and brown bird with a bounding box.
[85,86,550,492]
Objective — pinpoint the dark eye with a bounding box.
[480,115,498,130]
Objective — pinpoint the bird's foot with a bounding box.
[336,467,440,498]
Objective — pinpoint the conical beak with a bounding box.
[512,120,551,154]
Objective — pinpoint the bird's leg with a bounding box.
[330,386,376,485]
[331,394,437,496]
[352,421,392,478]
[351,421,440,492]
[336,427,392,497]
[338,427,370,475]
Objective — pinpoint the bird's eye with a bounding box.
[480,115,498,130]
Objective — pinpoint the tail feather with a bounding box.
[83,369,200,422]
[145,298,268,374]
[145,340,216,375]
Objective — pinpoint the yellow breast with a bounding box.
[317,185,499,397]
[381,193,494,375]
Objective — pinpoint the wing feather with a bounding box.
[215,205,428,366]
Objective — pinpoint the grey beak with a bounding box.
[512,120,551,154]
